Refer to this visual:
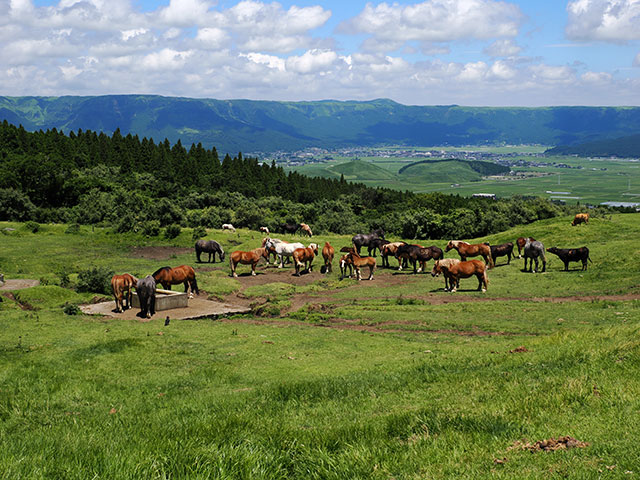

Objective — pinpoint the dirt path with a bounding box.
[0,279,40,290]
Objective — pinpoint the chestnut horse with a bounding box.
[445,240,494,268]
[430,259,460,292]
[341,252,376,281]
[230,247,268,277]
[436,259,488,292]
[152,265,199,298]
[111,273,138,313]
[299,223,313,237]
[322,242,335,273]
[293,243,318,276]
[516,237,535,258]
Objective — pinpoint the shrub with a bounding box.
[164,224,181,239]
[65,223,81,234]
[192,226,207,241]
[63,303,81,315]
[76,266,113,294]
[0,188,36,221]
[141,220,160,237]
[24,221,40,233]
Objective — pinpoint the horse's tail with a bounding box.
[191,275,199,295]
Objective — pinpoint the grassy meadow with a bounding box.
[284,152,640,206]
[1,214,640,478]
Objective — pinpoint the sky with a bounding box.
[1,0,640,106]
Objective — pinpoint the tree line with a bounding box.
[0,120,585,239]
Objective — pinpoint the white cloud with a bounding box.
[566,0,640,42]
[140,49,194,71]
[484,39,522,57]
[581,71,612,83]
[285,49,339,74]
[529,64,575,83]
[240,52,286,71]
[341,0,524,51]
[195,28,229,49]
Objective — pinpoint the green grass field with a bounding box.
[1,215,640,478]
[284,151,640,206]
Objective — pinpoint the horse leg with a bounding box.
[368,264,375,280]
[252,262,257,276]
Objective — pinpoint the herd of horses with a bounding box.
[112,214,592,316]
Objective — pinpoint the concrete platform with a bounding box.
[131,289,188,311]
[80,296,251,320]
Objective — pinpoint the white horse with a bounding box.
[222,223,236,233]
[259,226,270,235]
[265,239,304,268]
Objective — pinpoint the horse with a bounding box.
[280,223,300,234]
[222,223,236,233]
[395,244,443,273]
[369,238,390,257]
[341,251,376,281]
[293,243,318,276]
[352,228,385,256]
[111,273,138,313]
[572,213,589,226]
[265,239,304,268]
[435,260,488,293]
[523,238,546,273]
[322,242,335,273]
[431,258,460,292]
[299,223,313,237]
[516,237,535,258]
[339,254,354,279]
[489,242,514,265]
[229,248,269,277]
[152,265,199,298]
[136,275,156,318]
[195,239,225,263]
[445,240,494,268]
[261,237,287,264]
[259,226,270,235]
[380,241,407,268]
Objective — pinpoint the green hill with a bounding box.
[3,96,640,153]
[398,160,482,183]
[327,160,398,181]
[546,133,640,158]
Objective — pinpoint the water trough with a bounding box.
[131,288,188,311]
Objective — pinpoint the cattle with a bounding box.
[546,246,592,271]
[395,244,443,274]
[571,213,589,226]
[489,242,514,265]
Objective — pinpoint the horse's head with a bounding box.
[445,241,455,252]
[373,228,385,239]
[309,243,318,255]
[431,261,442,277]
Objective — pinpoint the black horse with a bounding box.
[136,275,156,319]
[352,228,385,256]
[195,239,225,263]
[369,238,390,257]
[280,223,300,234]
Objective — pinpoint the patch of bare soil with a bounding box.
[509,346,529,353]
[508,436,589,453]
[1,292,35,310]
[129,246,192,261]
[0,279,40,291]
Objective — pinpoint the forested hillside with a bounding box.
[0,121,577,239]
[546,133,640,158]
[3,96,640,153]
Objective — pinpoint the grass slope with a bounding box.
[327,160,398,181]
[1,215,640,478]
[398,160,483,183]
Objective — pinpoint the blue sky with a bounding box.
[5,0,640,105]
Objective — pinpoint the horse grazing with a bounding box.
[516,237,536,258]
[380,241,407,268]
[230,247,269,277]
[262,237,287,264]
[339,254,354,279]
[299,223,313,237]
[136,275,156,318]
[369,238,390,257]
[111,273,138,313]
[352,228,385,256]
[523,239,546,273]
[489,242,514,265]
[265,239,304,268]
[280,223,300,234]
[222,223,236,233]
[322,242,335,273]
[445,240,494,268]
[259,226,270,235]
[395,244,443,273]
[195,239,225,263]
[152,265,199,298]
[293,243,318,276]
[341,252,376,281]
[572,213,589,226]
[436,260,488,293]
[431,259,461,292]
[546,246,592,271]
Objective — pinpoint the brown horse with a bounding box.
[437,259,488,292]
[516,237,535,258]
[230,247,268,277]
[293,243,318,276]
[152,265,199,297]
[322,242,334,273]
[111,273,138,312]
[445,240,494,268]
[430,259,460,292]
[341,252,376,281]
[299,223,313,237]
[380,241,407,268]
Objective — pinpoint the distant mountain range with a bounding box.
[546,133,640,158]
[2,95,640,154]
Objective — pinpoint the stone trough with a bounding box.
[131,288,188,311]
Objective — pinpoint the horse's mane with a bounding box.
[152,266,171,277]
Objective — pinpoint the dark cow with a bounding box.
[395,244,443,274]
[546,246,592,271]
[489,242,514,265]
[195,239,225,263]
[136,275,156,319]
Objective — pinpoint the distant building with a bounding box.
[472,193,496,199]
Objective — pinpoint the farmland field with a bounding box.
[1,214,640,478]
[284,148,640,206]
